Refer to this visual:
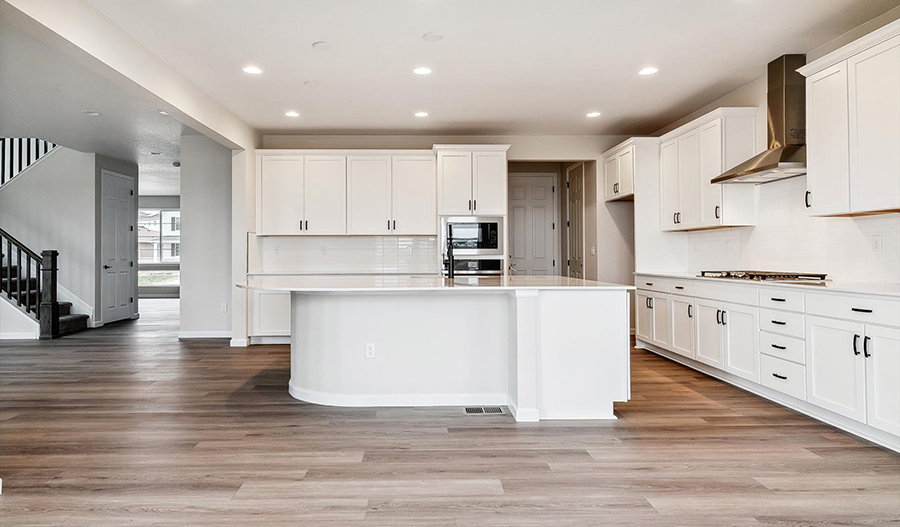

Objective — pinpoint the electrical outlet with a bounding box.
[872,235,883,253]
[590,245,596,256]
[321,246,327,255]
[365,343,376,359]
[220,303,228,312]
[274,245,280,255]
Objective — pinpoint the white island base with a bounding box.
[243,276,633,422]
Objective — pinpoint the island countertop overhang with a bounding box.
[238,275,636,293]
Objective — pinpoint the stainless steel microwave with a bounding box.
[440,216,504,257]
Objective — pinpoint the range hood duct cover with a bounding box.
[712,54,808,184]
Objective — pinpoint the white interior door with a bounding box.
[864,324,900,436]
[722,302,759,382]
[303,156,347,235]
[508,175,556,275]
[806,315,866,422]
[347,156,392,235]
[100,171,135,324]
[566,164,584,278]
[391,156,436,235]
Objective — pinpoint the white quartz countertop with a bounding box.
[635,272,900,298]
[239,274,635,292]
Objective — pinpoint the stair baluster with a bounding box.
[0,227,63,338]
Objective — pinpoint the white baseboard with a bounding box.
[230,338,249,347]
[0,331,39,340]
[506,396,540,422]
[288,380,508,408]
[179,331,231,340]
[57,284,93,324]
[249,336,290,345]
[637,339,900,453]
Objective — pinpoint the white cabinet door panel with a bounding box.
[699,119,724,227]
[806,315,866,422]
[472,151,507,215]
[670,295,695,359]
[695,299,723,368]
[438,152,472,215]
[604,156,618,200]
[636,291,653,343]
[677,130,700,229]
[865,324,900,436]
[392,156,436,235]
[259,156,303,234]
[252,291,291,336]
[347,156,392,235]
[807,62,851,216]
[660,139,680,231]
[303,156,347,235]
[722,302,759,383]
[618,147,634,196]
[651,294,671,349]
[848,36,900,214]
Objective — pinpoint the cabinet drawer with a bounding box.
[635,275,669,293]
[759,331,806,365]
[759,308,805,338]
[759,354,807,401]
[694,281,758,306]
[759,288,805,313]
[669,280,694,296]
[806,292,900,327]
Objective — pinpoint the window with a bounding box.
[170,243,180,257]
[138,209,181,263]
[170,216,180,232]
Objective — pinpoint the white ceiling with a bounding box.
[86,0,897,136]
[0,18,188,196]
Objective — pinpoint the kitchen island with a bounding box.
[239,275,634,422]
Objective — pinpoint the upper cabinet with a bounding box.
[256,150,437,236]
[799,22,900,217]
[659,108,758,231]
[435,145,510,216]
[602,137,657,202]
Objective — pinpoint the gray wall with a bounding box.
[139,195,180,209]
[180,134,232,337]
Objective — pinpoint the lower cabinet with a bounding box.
[250,290,291,337]
[636,291,653,342]
[695,298,724,369]
[669,294,695,359]
[651,294,671,349]
[722,302,759,383]
[865,325,900,436]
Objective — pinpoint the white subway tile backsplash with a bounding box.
[688,176,900,283]
[257,236,439,275]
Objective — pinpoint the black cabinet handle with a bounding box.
[388,220,391,230]
[688,304,693,318]
[771,320,786,326]
[673,212,677,225]
[715,205,720,219]
[721,311,727,325]
[468,199,472,211]
[771,344,787,350]
[305,220,308,230]
[864,336,871,358]
[299,220,303,231]
[393,220,396,230]
[853,334,861,356]
[675,286,684,290]
[473,200,477,211]
[716,309,722,324]
[770,297,786,302]
[805,190,811,208]
[772,373,788,380]
[676,212,681,223]
[646,297,650,308]
[649,297,654,309]
[851,307,873,313]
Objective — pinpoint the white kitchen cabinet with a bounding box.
[618,147,635,197]
[604,156,618,200]
[604,138,657,203]
[303,156,347,235]
[806,316,867,422]
[865,324,900,436]
[659,108,758,231]
[391,156,437,235]
[800,24,900,216]
[250,289,291,337]
[695,298,724,368]
[258,156,304,235]
[669,294,695,359]
[722,302,759,383]
[347,156,392,235]
[435,145,510,216]
[651,293,671,349]
[636,291,653,343]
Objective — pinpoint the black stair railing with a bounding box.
[0,227,59,339]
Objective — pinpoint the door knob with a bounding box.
[103,265,112,269]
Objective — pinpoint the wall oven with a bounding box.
[440,216,504,257]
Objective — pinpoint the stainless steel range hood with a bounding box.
[712,55,807,184]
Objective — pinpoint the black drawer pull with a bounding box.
[851,308,873,314]
[771,344,786,350]
[770,297,786,302]
[772,373,788,380]
[645,282,653,286]
[675,286,684,290]
[771,320,786,326]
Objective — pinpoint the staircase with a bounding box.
[1,138,58,187]
[1,228,88,338]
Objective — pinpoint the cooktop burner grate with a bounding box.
[699,271,828,281]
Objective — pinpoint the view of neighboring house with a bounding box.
[137,209,180,286]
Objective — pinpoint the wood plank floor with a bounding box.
[1,299,898,526]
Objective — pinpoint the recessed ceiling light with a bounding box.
[304,80,320,88]
[242,65,263,75]
[149,152,162,156]
[157,109,169,116]
[586,111,602,118]
[82,110,101,116]
[284,111,300,118]
[639,66,659,76]
[422,32,443,42]
[312,41,331,51]
[414,111,429,117]
[413,67,432,75]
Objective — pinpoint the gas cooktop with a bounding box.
[699,271,828,282]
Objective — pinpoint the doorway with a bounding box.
[508,174,558,275]
[100,170,136,324]
[565,163,585,279]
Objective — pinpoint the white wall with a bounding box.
[0,147,97,318]
[180,134,233,337]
